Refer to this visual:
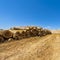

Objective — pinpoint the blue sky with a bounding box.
[0,0,60,29]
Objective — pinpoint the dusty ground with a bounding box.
[0,33,60,60]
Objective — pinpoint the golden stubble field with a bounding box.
[0,30,60,60]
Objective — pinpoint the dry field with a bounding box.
[0,31,60,60]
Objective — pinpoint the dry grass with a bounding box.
[0,26,54,60]
[0,33,60,60]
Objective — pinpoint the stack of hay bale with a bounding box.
[13,31,21,40]
[0,30,4,43]
[0,26,52,43]
[0,30,13,43]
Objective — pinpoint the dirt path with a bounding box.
[0,34,60,60]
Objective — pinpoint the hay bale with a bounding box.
[38,28,46,36]
[39,29,48,36]
[2,30,13,39]
[10,27,21,30]
[13,31,22,40]
[25,27,39,37]
[0,30,3,36]
[29,27,39,36]
[0,36,4,43]
[43,29,52,35]
[21,31,27,38]
[25,30,31,38]
[38,28,45,36]
[38,29,52,36]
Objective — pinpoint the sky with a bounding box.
[0,0,60,29]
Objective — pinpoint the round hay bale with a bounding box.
[25,27,39,37]
[0,30,3,36]
[3,30,13,39]
[38,29,45,36]
[37,28,42,36]
[41,30,47,36]
[44,29,52,35]
[21,31,27,38]
[0,36,4,43]
[25,30,31,38]
[13,31,22,40]
[30,28,39,36]
[39,29,52,36]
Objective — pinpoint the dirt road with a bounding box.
[0,34,60,60]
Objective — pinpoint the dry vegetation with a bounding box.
[0,26,60,60]
[0,33,60,60]
[0,26,55,60]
